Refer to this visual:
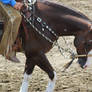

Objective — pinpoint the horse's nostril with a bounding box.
[83,65,87,69]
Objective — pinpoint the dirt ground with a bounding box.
[0,0,92,92]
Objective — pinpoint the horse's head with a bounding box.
[74,26,92,69]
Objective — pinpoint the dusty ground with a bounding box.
[0,0,92,92]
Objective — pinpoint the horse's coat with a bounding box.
[1,0,92,92]
[18,0,92,92]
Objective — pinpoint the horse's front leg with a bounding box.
[19,57,35,92]
[36,52,57,92]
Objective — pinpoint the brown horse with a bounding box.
[18,0,92,92]
[1,0,92,92]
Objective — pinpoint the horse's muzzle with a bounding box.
[77,57,87,69]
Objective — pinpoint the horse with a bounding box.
[1,0,92,92]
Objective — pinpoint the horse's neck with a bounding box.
[36,1,92,37]
[34,2,73,36]
[22,0,91,37]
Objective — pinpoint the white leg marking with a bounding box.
[19,73,31,92]
[84,49,92,68]
[46,71,57,92]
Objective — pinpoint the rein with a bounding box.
[70,54,92,59]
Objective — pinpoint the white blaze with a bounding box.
[84,49,92,68]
